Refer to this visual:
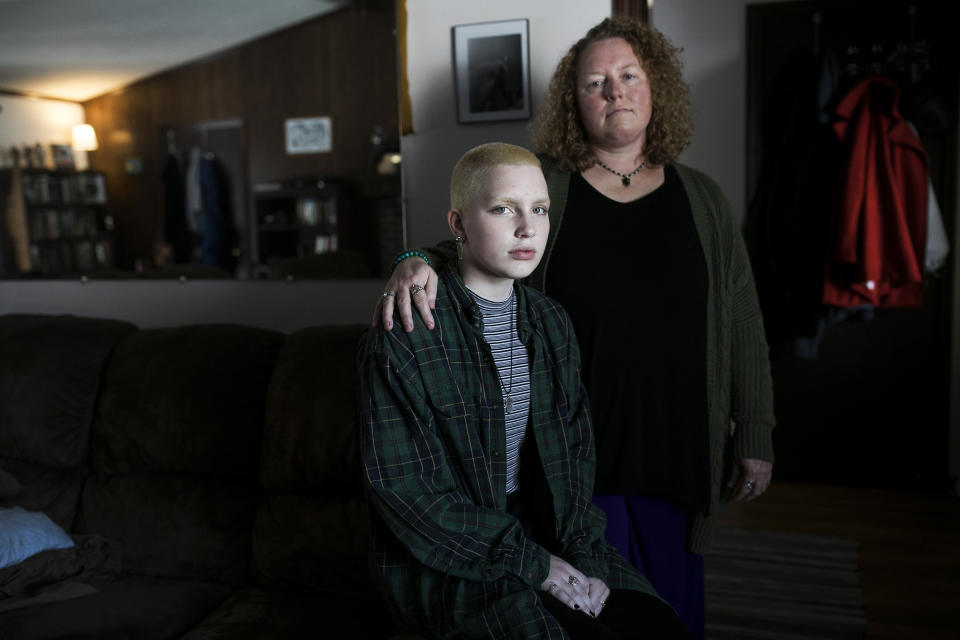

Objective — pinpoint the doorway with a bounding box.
[160,119,250,278]
[745,0,958,489]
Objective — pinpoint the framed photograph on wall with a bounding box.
[285,116,332,154]
[452,19,531,123]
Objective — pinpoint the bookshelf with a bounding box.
[0,169,114,276]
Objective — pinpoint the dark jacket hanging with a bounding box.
[161,154,193,263]
[198,155,236,271]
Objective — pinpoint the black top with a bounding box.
[545,165,710,511]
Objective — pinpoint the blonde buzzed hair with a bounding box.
[450,142,542,211]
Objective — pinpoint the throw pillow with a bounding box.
[0,507,74,570]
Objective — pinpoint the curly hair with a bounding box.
[530,16,692,171]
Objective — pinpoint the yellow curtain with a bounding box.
[397,0,413,135]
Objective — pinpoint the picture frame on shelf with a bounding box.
[50,144,75,170]
[452,18,531,123]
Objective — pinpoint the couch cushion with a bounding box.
[0,314,135,469]
[251,494,372,595]
[91,324,284,477]
[253,325,373,594]
[0,314,135,532]
[0,466,22,499]
[260,325,367,493]
[78,475,257,584]
[0,574,232,640]
[83,324,284,584]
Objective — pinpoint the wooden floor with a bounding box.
[717,482,960,640]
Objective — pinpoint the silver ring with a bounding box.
[381,291,396,299]
[744,480,755,490]
[599,599,606,607]
[568,575,579,587]
[410,284,425,296]
[547,582,558,594]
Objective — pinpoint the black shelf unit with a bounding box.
[0,168,114,276]
[252,176,344,275]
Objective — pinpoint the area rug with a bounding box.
[704,528,866,639]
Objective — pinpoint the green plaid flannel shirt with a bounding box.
[359,264,655,639]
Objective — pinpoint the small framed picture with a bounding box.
[50,144,75,170]
[285,116,332,154]
[452,19,531,123]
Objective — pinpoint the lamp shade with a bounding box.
[72,124,98,151]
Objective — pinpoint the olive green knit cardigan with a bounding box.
[530,157,776,553]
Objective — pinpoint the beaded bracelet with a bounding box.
[392,249,430,272]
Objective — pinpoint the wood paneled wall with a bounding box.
[83,3,399,270]
[612,0,651,21]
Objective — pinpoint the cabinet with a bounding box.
[251,177,344,276]
[0,169,114,275]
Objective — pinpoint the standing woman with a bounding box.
[377,17,775,639]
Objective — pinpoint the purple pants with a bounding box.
[593,493,705,640]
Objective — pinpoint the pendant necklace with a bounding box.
[595,159,646,186]
[491,299,516,413]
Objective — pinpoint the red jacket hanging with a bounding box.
[823,76,929,308]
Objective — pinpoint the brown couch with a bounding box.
[0,313,398,639]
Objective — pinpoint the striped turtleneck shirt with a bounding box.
[468,288,531,494]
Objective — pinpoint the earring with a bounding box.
[455,236,463,261]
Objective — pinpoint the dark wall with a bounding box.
[83,3,399,271]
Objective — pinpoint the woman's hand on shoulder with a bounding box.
[540,555,594,616]
[373,258,438,332]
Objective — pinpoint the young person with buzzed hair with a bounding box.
[359,142,691,639]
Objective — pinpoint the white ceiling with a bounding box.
[0,0,349,102]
